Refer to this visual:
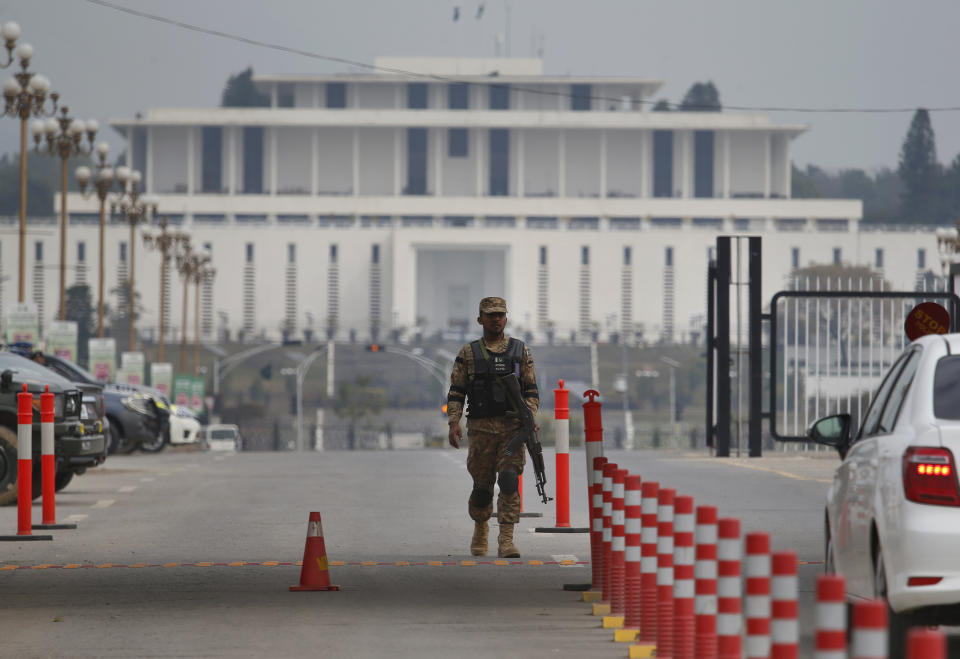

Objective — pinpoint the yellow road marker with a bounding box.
[614,629,639,643]
[395,561,409,566]
[330,560,345,566]
[592,602,611,616]
[629,643,657,658]
[581,590,602,602]
[163,563,179,568]
[195,562,213,567]
[262,561,279,567]
[494,560,509,566]
[461,560,476,566]
[602,615,624,629]
[528,560,543,566]
[63,564,82,569]
[428,561,443,566]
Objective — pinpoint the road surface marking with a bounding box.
[117,486,137,493]
[92,499,115,508]
[704,459,832,484]
[65,514,88,522]
[140,477,156,482]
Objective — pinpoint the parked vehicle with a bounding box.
[200,424,241,452]
[168,404,201,445]
[809,332,960,651]
[24,352,170,455]
[0,351,106,505]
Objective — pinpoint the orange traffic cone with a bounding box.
[290,512,340,592]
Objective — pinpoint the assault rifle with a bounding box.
[501,373,552,505]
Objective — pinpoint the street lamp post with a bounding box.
[143,216,189,362]
[193,263,215,375]
[111,168,158,351]
[2,39,58,303]
[661,356,681,444]
[175,247,209,373]
[75,145,118,338]
[31,107,97,320]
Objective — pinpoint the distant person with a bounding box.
[446,297,539,558]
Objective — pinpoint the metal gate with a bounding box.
[768,281,960,441]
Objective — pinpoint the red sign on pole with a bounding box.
[905,302,951,342]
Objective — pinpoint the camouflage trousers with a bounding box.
[466,419,526,525]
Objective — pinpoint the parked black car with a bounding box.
[0,352,106,505]
[25,352,170,455]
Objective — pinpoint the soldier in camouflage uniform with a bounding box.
[447,297,539,558]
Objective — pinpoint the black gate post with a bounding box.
[706,260,716,449]
[716,237,731,457]
[748,236,762,457]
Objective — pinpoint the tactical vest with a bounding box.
[466,338,525,419]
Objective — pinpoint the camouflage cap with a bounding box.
[479,296,507,314]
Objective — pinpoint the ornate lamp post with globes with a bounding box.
[2,40,58,303]
[31,107,97,319]
[193,262,215,376]
[143,216,190,362]
[75,142,118,338]
[111,168,158,351]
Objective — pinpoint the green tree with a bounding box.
[652,99,671,112]
[65,284,95,367]
[107,280,143,352]
[333,375,386,449]
[791,164,823,198]
[221,67,270,108]
[679,81,721,111]
[898,108,942,223]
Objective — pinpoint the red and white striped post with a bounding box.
[695,505,719,659]
[673,495,696,659]
[907,627,945,659]
[597,461,617,613]
[553,379,570,527]
[771,551,799,659]
[656,487,676,659]
[639,480,660,646]
[815,574,847,659]
[40,386,56,525]
[851,599,887,659]
[603,468,628,628]
[587,456,608,598]
[16,384,32,536]
[618,474,643,642]
[745,532,772,659]
[717,518,742,659]
[582,389,604,495]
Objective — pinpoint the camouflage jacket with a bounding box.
[446,335,538,430]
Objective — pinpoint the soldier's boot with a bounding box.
[497,522,521,558]
[470,521,489,556]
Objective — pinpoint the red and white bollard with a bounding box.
[0,384,51,542]
[815,574,847,659]
[851,599,888,659]
[771,551,799,659]
[599,462,617,610]
[673,495,696,659]
[639,480,660,646]
[619,474,643,641]
[604,468,627,626]
[582,389,604,494]
[907,627,945,659]
[695,505,719,659]
[588,456,608,597]
[35,386,75,531]
[656,487,676,658]
[552,379,570,528]
[717,518,742,659]
[745,532,772,659]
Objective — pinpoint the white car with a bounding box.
[200,424,241,452]
[810,332,960,636]
[168,405,201,445]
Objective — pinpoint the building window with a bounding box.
[406,128,428,195]
[489,129,509,196]
[204,242,212,253]
[833,248,841,265]
[242,126,263,194]
[246,243,254,263]
[624,246,632,266]
[325,82,346,108]
[653,130,673,198]
[448,128,468,157]
[571,84,591,111]
[610,217,641,230]
[569,217,599,230]
[791,247,799,269]
[581,246,590,266]
[489,84,510,110]
[119,242,126,263]
[278,83,294,107]
[35,241,43,261]
[484,216,515,228]
[372,244,380,264]
[77,241,85,262]
[539,246,547,265]
[694,130,714,198]
[194,214,226,224]
[236,214,268,224]
[330,244,338,263]
[918,248,926,269]
[201,126,222,193]
[665,246,674,267]
[443,216,473,227]
[288,243,296,264]
[407,83,428,109]
[875,248,884,269]
[448,83,469,109]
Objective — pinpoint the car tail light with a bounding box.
[907,576,943,587]
[903,447,960,506]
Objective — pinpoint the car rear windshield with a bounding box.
[934,355,960,419]
[210,430,236,439]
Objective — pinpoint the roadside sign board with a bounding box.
[46,321,78,362]
[88,338,116,382]
[5,302,38,346]
[150,363,173,397]
[120,351,145,386]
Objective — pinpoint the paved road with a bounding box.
[0,447,920,657]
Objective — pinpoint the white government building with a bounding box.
[27,56,939,345]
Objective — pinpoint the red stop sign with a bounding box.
[905,302,951,342]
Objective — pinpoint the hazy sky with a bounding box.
[1,0,958,172]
